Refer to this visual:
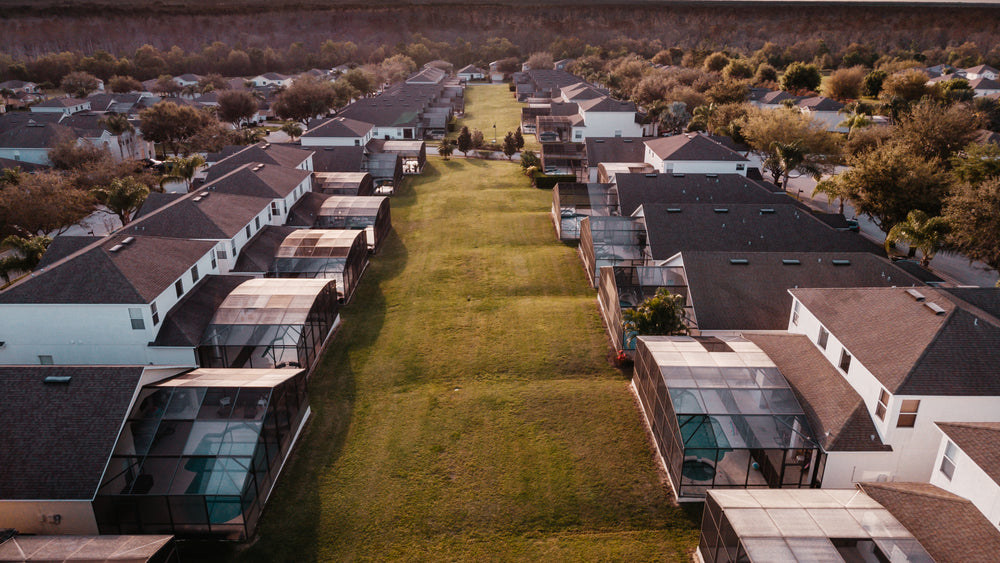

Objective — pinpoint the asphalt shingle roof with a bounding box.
[302,116,374,139]
[615,173,786,215]
[644,134,749,162]
[936,422,1000,485]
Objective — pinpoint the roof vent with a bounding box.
[594,139,605,143]
[623,139,633,143]
[645,173,657,178]
[714,208,728,213]
[729,258,749,265]
[782,259,801,265]
[706,173,717,178]
[192,196,203,202]
[666,208,682,213]
[924,302,947,315]
[199,192,210,197]
[44,376,71,384]
[109,244,124,252]
[831,259,851,266]
[905,288,926,301]
[121,237,135,245]
[760,208,775,214]
[672,173,685,177]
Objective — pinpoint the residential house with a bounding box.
[30,97,91,115]
[963,64,999,81]
[584,137,651,181]
[0,79,39,94]
[796,96,848,133]
[249,73,293,88]
[554,58,575,71]
[457,64,486,81]
[643,134,750,175]
[173,73,202,87]
[930,422,1000,531]
[969,77,1000,97]
[301,116,375,147]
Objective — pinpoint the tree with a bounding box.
[159,155,206,192]
[90,177,150,226]
[705,79,749,105]
[60,71,101,97]
[879,69,932,103]
[862,69,888,98]
[951,142,1000,185]
[944,177,1000,283]
[379,54,417,84]
[502,131,517,160]
[812,177,850,215]
[824,66,866,101]
[217,90,258,128]
[152,74,181,97]
[438,140,454,160]
[100,113,136,160]
[197,74,228,93]
[520,149,540,173]
[722,59,754,80]
[48,135,111,171]
[0,172,93,236]
[272,75,337,125]
[893,99,981,163]
[471,129,485,149]
[832,142,951,233]
[622,288,689,348]
[281,122,304,141]
[753,64,778,85]
[514,127,525,150]
[457,126,472,156]
[330,79,359,109]
[659,101,691,135]
[702,52,730,73]
[780,62,822,93]
[884,210,950,266]
[0,235,51,286]
[341,68,377,97]
[739,107,840,186]
[525,52,554,70]
[139,101,212,156]
[107,75,143,93]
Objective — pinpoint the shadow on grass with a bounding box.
[223,224,409,563]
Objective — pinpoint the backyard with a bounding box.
[448,84,540,152]
[228,90,699,562]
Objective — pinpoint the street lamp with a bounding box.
[493,123,497,143]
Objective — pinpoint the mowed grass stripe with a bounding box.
[237,158,700,561]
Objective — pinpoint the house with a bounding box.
[697,485,999,562]
[405,67,447,85]
[785,287,1000,485]
[554,58,575,71]
[0,79,39,94]
[963,64,999,81]
[30,97,91,115]
[613,172,786,216]
[584,137,651,181]
[173,73,202,87]
[752,90,803,109]
[643,134,750,175]
[969,77,1000,97]
[249,72,293,88]
[488,60,507,83]
[206,142,314,178]
[457,64,486,81]
[796,96,848,132]
[930,422,1000,530]
[301,116,375,147]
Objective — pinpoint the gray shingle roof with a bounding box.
[305,145,366,173]
[0,235,216,304]
[859,482,1000,563]
[127,189,271,241]
[286,191,333,227]
[936,422,1000,485]
[790,287,1000,395]
[202,161,311,199]
[642,203,880,260]
[748,333,890,452]
[33,97,89,108]
[616,173,786,215]
[644,134,749,162]
[207,142,312,173]
[0,366,144,499]
[682,252,924,330]
[585,137,650,169]
[302,116,374,139]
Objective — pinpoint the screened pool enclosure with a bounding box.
[94,368,309,540]
[198,279,339,370]
[634,336,820,500]
[315,196,391,252]
[270,229,368,303]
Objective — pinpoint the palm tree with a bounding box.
[91,177,150,226]
[0,166,21,186]
[885,210,950,267]
[838,114,872,136]
[281,122,303,141]
[437,140,454,160]
[159,155,206,192]
[100,114,136,160]
[813,177,849,215]
[0,235,51,286]
[689,103,717,133]
[770,139,824,189]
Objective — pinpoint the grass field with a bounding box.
[448,85,540,152]
[224,88,701,562]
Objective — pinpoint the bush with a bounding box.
[532,173,576,190]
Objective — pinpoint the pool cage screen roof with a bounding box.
[154,368,302,388]
[276,230,363,259]
[205,278,335,331]
[642,336,819,451]
[318,196,387,217]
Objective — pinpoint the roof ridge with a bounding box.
[861,481,971,504]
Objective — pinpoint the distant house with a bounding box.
[796,96,848,132]
[173,73,202,87]
[643,134,749,175]
[963,64,1000,81]
[931,421,1000,531]
[457,64,486,81]
[969,77,1000,97]
[554,58,575,71]
[250,72,293,88]
[0,79,40,94]
[301,116,375,147]
[30,97,91,115]
[405,67,447,85]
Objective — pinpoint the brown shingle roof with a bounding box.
[0,235,216,304]
[748,334,890,452]
[585,137,650,169]
[790,287,1000,395]
[615,173,786,215]
[126,190,271,240]
[302,116,374,139]
[0,366,145,499]
[644,134,749,162]
[202,162,310,199]
[206,142,313,178]
[859,482,1000,563]
[936,422,1000,485]
[682,252,924,330]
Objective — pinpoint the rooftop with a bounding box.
[615,173,786,216]
[0,535,174,562]
[152,274,254,348]
[302,116,375,139]
[935,422,1000,485]
[644,134,749,162]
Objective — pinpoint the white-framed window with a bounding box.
[175,279,184,297]
[271,201,279,215]
[191,265,199,283]
[940,440,958,480]
[245,225,251,238]
[255,216,261,229]
[897,399,920,428]
[129,307,145,330]
[39,355,53,365]
[210,253,217,270]
[817,326,829,349]
[839,348,852,373]
[736,163,745,171]
[151,302,159,326]
[792,300,801,325]
[875,389,889,420]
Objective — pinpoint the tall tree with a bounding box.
[159,155,206,192]
[502,131,517,160]
[272,75,337,125]
[437,140,454,160]
[893,99,981,164]
[60,71,101,97]
[780,62,822,93]
[217,90,258,128]
[457,126,472,156]
[152,74,181,97]
[281,122,304,141]
[951,142,1000,185]
[139,101,211,156]
[622,288,689,349]
[659,101,691,135]
[884,210,950,266]
[514,127,525,150]
[107,75,143,93]
[90,176,150,226]
[0,235,51,285]
[0,172,93,236]
[944,178,1000,284]
[739,107,840,186]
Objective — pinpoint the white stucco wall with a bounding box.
[578,110,643,139]
[929,431,1000,531]
[0,501,98,535]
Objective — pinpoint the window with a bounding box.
[792,300,801,325]
[838,348,852,373]
[614,130,622,137]
[736,163,745,171]
[245,225,251,238]
[210,253,217,269]
[897,399,920,428]
[217,249,227,260]
[875,389,889,420]
[175,279,184,297]
[940,440,958,479]
[38,355,53,365]
[151,302,159,326]
[817,326,829,349]
[271,201,279,215]
[255,216,261,229]
[129,308,145,330]
[191,265,199,283]
[354,139,360,146]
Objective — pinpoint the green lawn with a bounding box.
[448,84,540,152]
[230,158,699,561]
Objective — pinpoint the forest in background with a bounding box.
[2,4,1000,60]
